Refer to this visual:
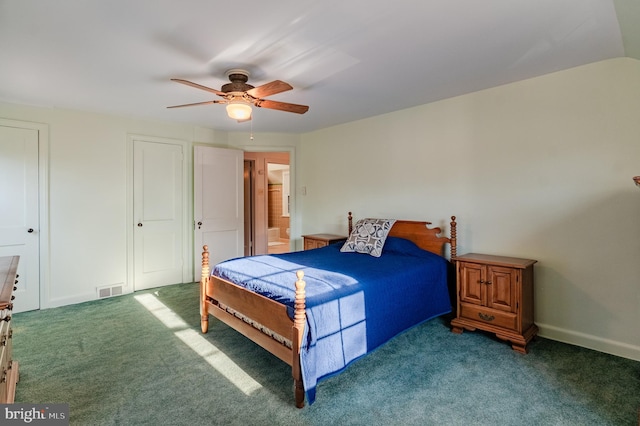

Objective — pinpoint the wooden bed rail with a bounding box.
[200,246,308,336]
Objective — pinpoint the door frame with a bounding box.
[0,118,50,310]
[243,159,255,257]
[126,134,192,291]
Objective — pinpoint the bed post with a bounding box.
[200,245,210,333]
[292,270,306,408]
[348,211,353,235]
[450,216,457,260]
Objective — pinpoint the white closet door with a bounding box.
[133,139,184,290]
[193,146,243,274]
[0,125,40,311]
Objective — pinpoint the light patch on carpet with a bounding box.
[174,329,262,395]
[134,293,262,396]
[134,293,189,329]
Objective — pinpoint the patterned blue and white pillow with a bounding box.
[340,218,397,257]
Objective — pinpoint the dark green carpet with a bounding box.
[12,283,640,425]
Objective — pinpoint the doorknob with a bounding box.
[137,223,143,227]
[197,221,202,229]
[27,228,34,233]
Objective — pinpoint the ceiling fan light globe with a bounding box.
[226,102,252,120]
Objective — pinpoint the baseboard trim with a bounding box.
[43,287,132,310]
[537,322,640,362]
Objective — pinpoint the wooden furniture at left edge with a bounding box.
[200,213,457,408]
[0,256,19,403]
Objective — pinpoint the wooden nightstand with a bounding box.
[302,234,346,250]
[451,253,538,354]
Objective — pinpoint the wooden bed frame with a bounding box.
[200,213,457,408]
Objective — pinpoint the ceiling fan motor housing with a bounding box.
[222,69,254,93]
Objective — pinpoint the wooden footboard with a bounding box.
[200,245,307,408]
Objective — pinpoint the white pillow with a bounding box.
[340,218,396,257]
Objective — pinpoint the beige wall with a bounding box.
[299,57,640,361]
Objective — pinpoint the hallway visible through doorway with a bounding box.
[244,151,291,256]
[267,162,290,254]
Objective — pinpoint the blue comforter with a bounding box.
[212,237,452,404]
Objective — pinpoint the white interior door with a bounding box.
[133,139,184,290]
[194,146,243,273]
[0,125,40,312]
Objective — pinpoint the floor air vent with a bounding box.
[97,284,124,298]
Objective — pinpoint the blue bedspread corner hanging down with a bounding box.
[212,237,452,405]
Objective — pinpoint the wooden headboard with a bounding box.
[347,212,457,259]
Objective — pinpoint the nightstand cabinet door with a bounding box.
[459,263,517,312]
[451,253,537,354]
[458,261,483,305]
[486,265,518,313]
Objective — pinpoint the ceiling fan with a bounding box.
[167,69,309,122]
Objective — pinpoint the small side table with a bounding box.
[451,253,537,354]
[302,234,346,250]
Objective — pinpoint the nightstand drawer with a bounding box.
[460,304,517,330]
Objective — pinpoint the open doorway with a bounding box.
[243,151,290,255]
[267,163,290,254]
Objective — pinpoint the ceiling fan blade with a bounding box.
[255,99,309,114]
[246,80,292,99]
[166,100,221,109]
[171,78,226,96]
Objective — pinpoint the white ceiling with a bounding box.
[1,0,638,134]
